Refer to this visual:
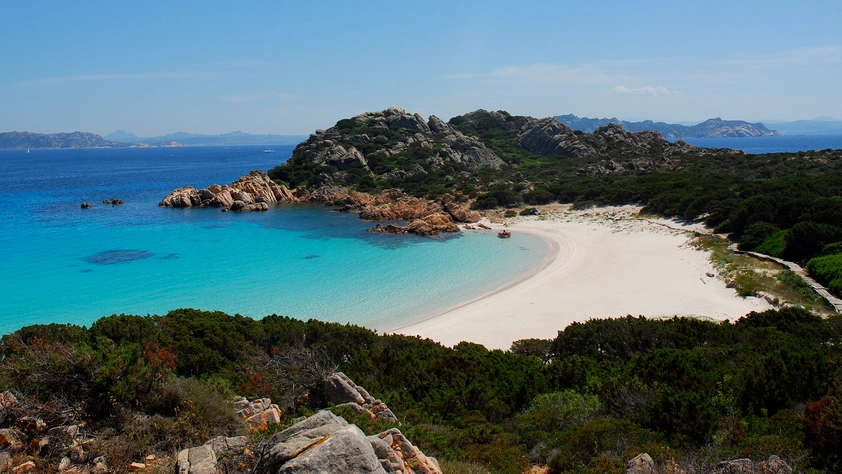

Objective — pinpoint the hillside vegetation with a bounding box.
[1,308,841,472]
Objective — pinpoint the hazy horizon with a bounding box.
[2,1,840,136]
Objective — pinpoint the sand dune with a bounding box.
[394,205,772,350]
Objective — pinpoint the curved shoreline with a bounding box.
[387,231,560,333]
[394,205,773,350]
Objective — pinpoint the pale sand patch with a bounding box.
[394,205,772,350]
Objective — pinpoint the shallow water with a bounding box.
[0,146,549,334]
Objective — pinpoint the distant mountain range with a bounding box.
[760,117,842,135]
[0,131,126,149]
[0,130,307,149]
[104,130,306,146]
[555,115,779,139]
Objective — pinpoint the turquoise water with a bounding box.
[0,146,549,335]
[676,134,842,153]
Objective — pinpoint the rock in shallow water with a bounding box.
[84,249,155,265]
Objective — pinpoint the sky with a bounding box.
[1,1,840,136]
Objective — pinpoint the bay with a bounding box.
[0,146,549,335]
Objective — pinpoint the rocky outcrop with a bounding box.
[284,107,506,186]
[626,453,792,474]
[159,170,297,211]
[325,372,397,422]
[252,411,441,474]
[450,109,743,176]
[300,188,470,236]
[177,374,440,474]
[234,397,282,431]
[709,455,793,474]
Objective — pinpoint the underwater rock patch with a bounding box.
[84,250,155,265]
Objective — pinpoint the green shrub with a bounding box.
[519,207,541,216]
[738,221,780,251]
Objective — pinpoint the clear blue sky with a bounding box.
[1,1,840,136]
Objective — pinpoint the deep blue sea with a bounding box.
[678,134,842,154]
[0,146,550,335]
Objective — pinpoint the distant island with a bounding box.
[104,130,307,147]
[0,131,131,149]
[0,130,307,149]
[555,114,779,138]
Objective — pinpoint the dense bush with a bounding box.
[2,307,841,472]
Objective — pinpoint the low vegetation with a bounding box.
[2,308,842,472]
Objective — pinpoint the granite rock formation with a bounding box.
[159,170,297,211]
[176,374,441,474]
[282,106,506,187]
[251,411,441,474]
[625,453,793,474]
[325,372,397,422]
[234,397,282,432]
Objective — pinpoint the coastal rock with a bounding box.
[358,192,438,221]
[441,194,480,223]
[160,170,296,210]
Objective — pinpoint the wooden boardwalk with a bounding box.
[730,245,842,313]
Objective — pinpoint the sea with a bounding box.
[678,134,842,154]
[0,145,551,336]
[1,135,839,336]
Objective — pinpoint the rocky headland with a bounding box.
[159,170,480,236]
[162,106,747,236]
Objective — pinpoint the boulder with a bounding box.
[709,455,792,474]
[253,410,349,473]
[627,453,657,474]
[204,436,247,457]
[234,397,282,432]
[0,392,17,409]
[375,428,441,474]
[274,425,384,473]
[324,373,398,422]
[325,373,368,406]
[0,428,24,451]
[176,445,216,474]
[10,461,35,474]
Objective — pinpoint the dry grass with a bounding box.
[692,235,834,315]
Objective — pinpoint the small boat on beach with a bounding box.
[498,230,511,238]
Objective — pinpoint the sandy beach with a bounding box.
[394,205,772,350]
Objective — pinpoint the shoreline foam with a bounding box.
[394,205,773,350]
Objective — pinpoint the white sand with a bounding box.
[394,205,772,350]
